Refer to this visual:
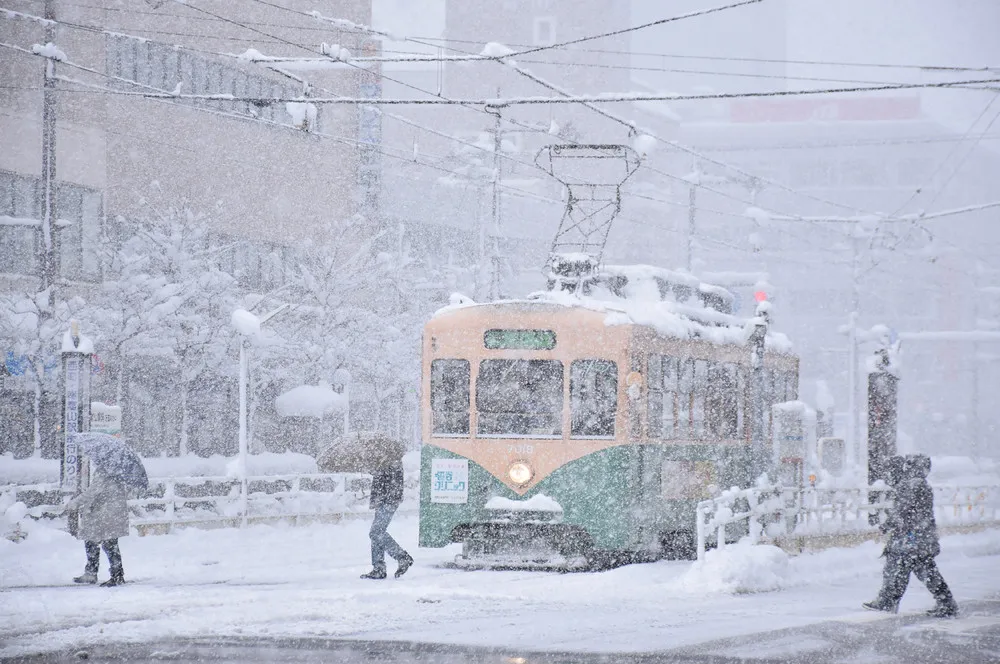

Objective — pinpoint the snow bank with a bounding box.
[677,540,789,594]
[0,452,321,485]
[485,493,563,512]
[144,452,317,478]
[0,455,60,485]
[274,383,346,418]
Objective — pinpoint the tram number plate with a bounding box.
[431,458,469,504]
[508,444,533,455]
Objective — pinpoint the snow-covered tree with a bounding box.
[0,288,88,456]
[103,205,238,456]
[90,217,186,406]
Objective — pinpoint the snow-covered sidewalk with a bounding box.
[2,517,999,658]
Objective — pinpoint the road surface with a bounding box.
[7,596,998,664]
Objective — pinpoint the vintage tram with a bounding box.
[418,265,798,566]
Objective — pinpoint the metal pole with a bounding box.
[40,0,58,298]
[238,338,248,528]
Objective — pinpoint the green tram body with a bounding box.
[418,300,798,561]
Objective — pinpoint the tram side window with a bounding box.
[571,359,618,438]
[647,356,678,439]
[707,362,739,439]
[431,359,470,435]
[477,359,563,437]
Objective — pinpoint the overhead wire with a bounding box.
[8,4,995,277]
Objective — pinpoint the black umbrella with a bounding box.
[74,432,149,491]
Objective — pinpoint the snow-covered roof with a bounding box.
[431,285,793,353]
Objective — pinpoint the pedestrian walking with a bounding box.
[66,433,148,587]
[359,437,413,580]
[863,453,958,617]
[67,467,131,586]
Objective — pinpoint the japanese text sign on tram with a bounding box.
[430,458,469,504]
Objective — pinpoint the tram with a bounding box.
[417,264,798,566]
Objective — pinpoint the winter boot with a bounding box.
[927,599,958,618]
[394,554,414,579]
[73,572,98,584]
[862,600,898,613]
[101,569,126,587]
[360,568,387,580]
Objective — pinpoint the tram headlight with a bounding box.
[508,461,533,486]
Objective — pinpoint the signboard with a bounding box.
[91,402,122,435]
[483,329,556,350]
[62,355,81,491]
[430,458,469,504]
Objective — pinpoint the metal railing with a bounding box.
[1,472,407,534]
[696,484,999,560]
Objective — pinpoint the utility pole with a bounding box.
[686,157,697,272]
[971,262,983,460]
[486,96,503,300]
[40,0,58,301]
[847,231,862,472]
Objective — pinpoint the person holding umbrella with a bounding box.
[318,431,413,579]
[67,433,149,587]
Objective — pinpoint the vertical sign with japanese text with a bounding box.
[62,355,80,491]
[430,458,469,504]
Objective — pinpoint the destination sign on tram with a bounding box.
[484,329,556,350]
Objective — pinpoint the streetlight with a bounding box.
[231,304,289,527]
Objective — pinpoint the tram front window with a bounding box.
[431,359,470,435]
[476,359,563,437]
[571,359,617,438]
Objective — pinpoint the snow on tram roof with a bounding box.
[432,287,793,353]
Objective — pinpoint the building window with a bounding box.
[0,171,100,280]
[533,16,556,46]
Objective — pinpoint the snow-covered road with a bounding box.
[2,517,999,659]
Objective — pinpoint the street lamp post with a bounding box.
[231,304,289,528]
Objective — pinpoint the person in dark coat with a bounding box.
[863,454,958,617]
[66,468,130,586]
[360,452,413,580]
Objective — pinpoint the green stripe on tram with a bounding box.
[418,443,750,552]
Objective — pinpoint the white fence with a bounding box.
[695,484,1000,560]
[1,472,399,534]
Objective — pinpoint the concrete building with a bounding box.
[0,0,374,457]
